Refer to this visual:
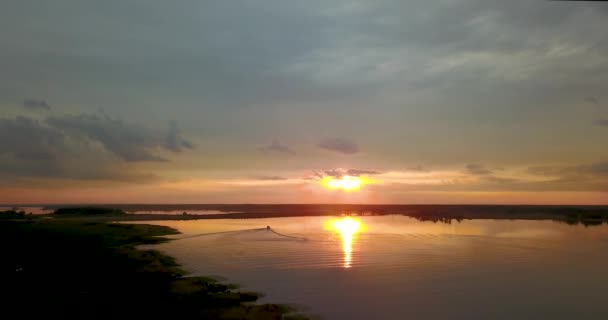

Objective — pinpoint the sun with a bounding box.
[320,175,372,192]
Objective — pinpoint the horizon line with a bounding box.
[2,203,608,207]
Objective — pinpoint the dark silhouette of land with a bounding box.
[53,206,126,216]
[25,204,608,226]
[0,216,308,320]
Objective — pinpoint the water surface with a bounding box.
[143,216,608,319]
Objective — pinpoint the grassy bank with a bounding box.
[0,219,305,319]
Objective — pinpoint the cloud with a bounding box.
[346,169,380,176]
[407,165,426,172]
[23,99,51,111]
[318,138,359,154]
[529,161,608,178]
[595,119,608,127]
[2,1,608,200]
[313,168,379,179]
[574,162,608,177]
[321,169,344,178]
[260,140,295,155]
[0,115,161,183]
[251,175,288,181]
[374,163,608,192]
[46,113,194,162]
[165,121,195,152]
[0,116,65,161]
[481,176,517,184]
[584,97,599,105]
[465,164,493,175]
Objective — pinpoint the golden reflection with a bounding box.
[325,217,365,268]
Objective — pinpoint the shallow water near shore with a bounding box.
[141,216,608,319]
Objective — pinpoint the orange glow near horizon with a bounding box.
[325,217,365,268]
[320,175,374,192]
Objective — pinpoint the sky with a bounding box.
[1,0,607,204]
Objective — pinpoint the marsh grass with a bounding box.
[1,219,305,319]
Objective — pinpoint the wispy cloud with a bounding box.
[465,164,493,176]
[165,121,195,152]
[346,169,381,176]
[529,161,608,179]
[584,97,598,105]
[259,140,295,155]
[46,113,194,162]
[595,119,608,127]
[318,138,358,154]
[251,175,288,181]
[310,168,380,179]
[23,99,50,111]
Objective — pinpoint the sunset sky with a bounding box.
[1,0,607,204]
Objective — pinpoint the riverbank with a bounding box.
[30,204,608,226]
[0,219,307,319]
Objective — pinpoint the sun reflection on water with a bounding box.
[325,217,365,268]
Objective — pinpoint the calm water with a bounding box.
[141,216,608,319]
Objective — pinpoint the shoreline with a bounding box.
[1,218,308,319]
[38,204,608,226]
[3,206,607,318]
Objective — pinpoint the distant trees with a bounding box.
[0,210,26,219]
[53,207,125,216]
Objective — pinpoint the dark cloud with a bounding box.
[464,161,608,192]
[322,169,344,178]
[0,115,162,184]
[529,161,608,179]
[23,99,51,111]
[407,165,426,172]
[165,121,195,152]
[346,169,381,176]
[595,119,608,127]
[390,161,608,192]
[259,140,295,155]
[584,97,599,105]
[318,138,359,154]
[575,162,608,177]
[0,116,65,161]
[2,1,608,117]
[465,164,493,175]
[46,113,193,162]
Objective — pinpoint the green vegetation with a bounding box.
[1,219,305,319]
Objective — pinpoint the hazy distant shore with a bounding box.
[22,204,608,226]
